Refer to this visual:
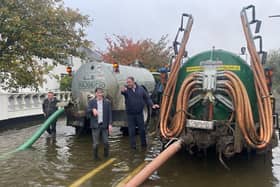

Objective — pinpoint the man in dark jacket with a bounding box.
[42,91,59,135]
[121,76,159,149]
[88,88,112,159]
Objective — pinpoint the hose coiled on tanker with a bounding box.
[237,10,273,148]
[159,15,193,138]
[217,70,272,149]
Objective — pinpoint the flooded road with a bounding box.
[0,118,280,187]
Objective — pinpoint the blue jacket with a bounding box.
[121,84,153,115]
[87,98,112,129]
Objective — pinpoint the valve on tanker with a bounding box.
[113,62,120,73]
[66,66,72,76]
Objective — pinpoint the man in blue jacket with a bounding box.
[121,76,159,149]
[88,88,112,160]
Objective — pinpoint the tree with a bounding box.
[266,49,280,92]
[60,75,72,91]
[102,35,172,70]
[0,0,90,91]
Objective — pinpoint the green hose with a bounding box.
[0,108,64,159]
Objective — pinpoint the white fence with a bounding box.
[0,92,71,121]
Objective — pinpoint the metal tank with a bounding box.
[66,61,155,132]
[176,49,259,121]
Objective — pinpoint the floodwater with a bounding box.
[0,118,280,187]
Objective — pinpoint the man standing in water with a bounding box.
[42,91,59,136]
[121,76,159,149]
[88,88,112,160]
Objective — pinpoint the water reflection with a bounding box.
[141,137,279,187]
[0,119,279,187]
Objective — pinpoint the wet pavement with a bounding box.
[0,118,280,187]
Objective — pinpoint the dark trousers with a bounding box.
[45,114,56,135]
[127,113,146,149]
[157,92,162,104]
[91,128,109,158]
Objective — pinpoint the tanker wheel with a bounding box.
[143,104,150,125]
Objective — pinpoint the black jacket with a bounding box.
[121,84,153,115]
[42,98,59,116]
[87,98,112,129]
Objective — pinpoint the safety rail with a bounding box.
[0,91,71,121]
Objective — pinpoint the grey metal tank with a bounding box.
[67,61,156,131]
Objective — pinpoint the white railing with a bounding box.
[0,92,71,121]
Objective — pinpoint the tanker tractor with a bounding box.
[65,61,156,134]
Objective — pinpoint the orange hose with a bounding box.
[208,103,214,121]
[159,16,193,138]
[240,13,273,148]
[125,139,183,187]
[223,71,270,148]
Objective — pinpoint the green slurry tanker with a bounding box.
[158,5,279,163]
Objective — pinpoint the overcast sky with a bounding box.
[64,0,279,56]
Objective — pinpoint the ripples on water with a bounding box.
[0,119,280,187]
